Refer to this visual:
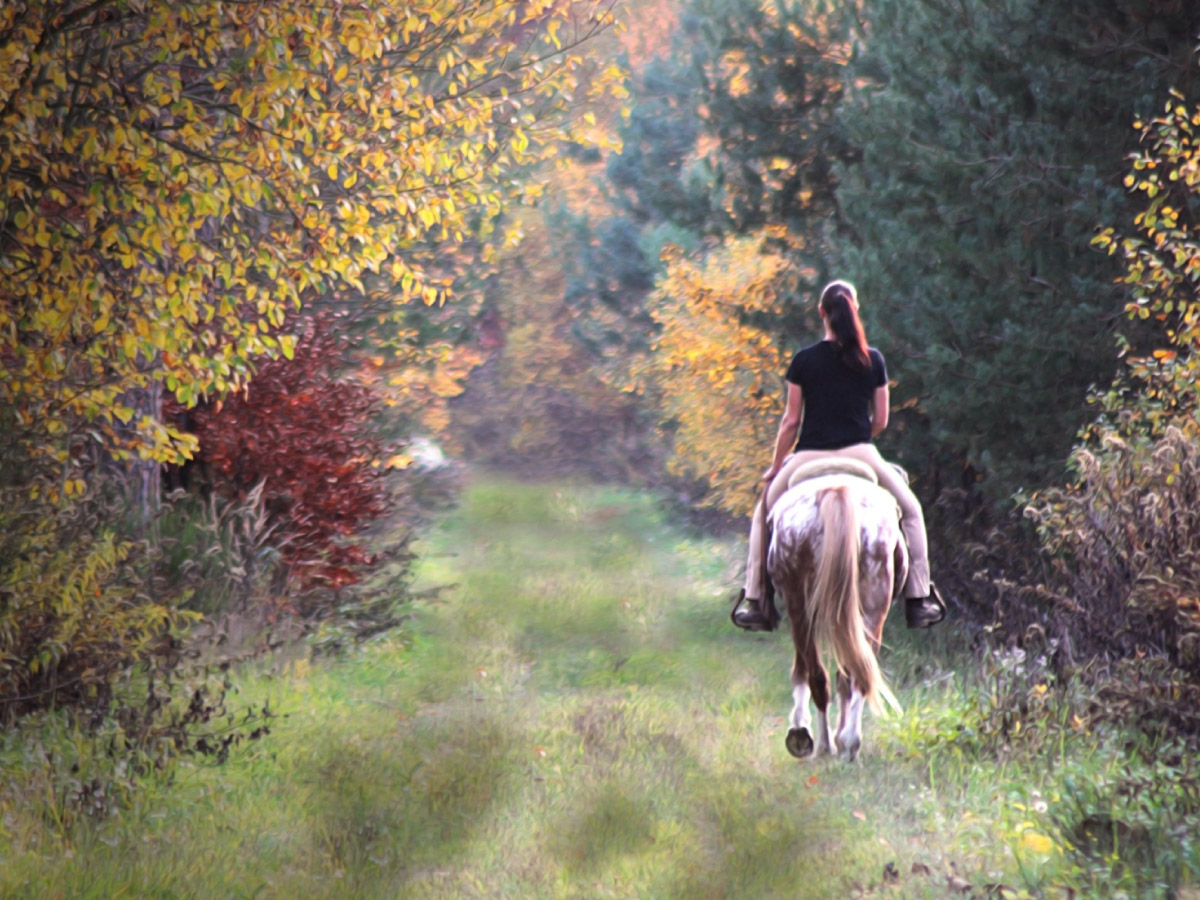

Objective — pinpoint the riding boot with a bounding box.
[732,484,781,632]
[731,589,777,632]
[905,582,947,628]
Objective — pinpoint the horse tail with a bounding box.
[809,486,899,716]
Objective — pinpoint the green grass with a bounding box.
[1,475,1197,898]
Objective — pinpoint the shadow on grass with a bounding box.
[298,707,523,894]
[541,765,845,898]
[540,693,852,900]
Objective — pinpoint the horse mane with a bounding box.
[807,485,900,715]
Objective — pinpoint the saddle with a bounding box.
[782,457,878,490]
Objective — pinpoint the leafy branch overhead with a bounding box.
[0,0,622,475]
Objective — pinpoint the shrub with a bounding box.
[1047,738,1200,897]
[170,315,391,592]
[0,426,274,822]
[0,451,194,724]
[154,482,287,618]
[1027,428,1200,683]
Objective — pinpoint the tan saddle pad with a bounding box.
[785,457,879,490]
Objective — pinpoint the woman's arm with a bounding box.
[871,383,890,437]
[764,383,803,480]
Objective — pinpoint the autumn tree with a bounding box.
[0,0,619,720]
[1092,91,1200,439]
[0,0,620,497]
[639,238,803,516]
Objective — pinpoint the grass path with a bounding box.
[2,476,1082,899]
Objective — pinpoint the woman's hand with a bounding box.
[762,464,781,483]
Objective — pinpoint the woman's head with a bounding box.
[819,280,870,371]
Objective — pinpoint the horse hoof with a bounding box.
[839,737,861,762]
[785,727,814,759]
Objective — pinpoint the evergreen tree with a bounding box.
[678,0,858,239]
[832,0,1200,500]
[566,0,860,357]
[606,55,717,234]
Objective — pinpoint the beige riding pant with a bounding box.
[742,442,930,600]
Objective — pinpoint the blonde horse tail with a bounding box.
[809,486,899,716]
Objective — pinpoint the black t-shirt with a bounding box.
[785,341,888,451]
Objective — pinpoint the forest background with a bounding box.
[4,0,1200,857]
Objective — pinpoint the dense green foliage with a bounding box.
[833,0,1200,497]
[544,0,1200,505]
[1019,92,1200,692]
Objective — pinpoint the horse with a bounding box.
[766,459,907,762]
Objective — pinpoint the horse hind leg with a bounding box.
[835,565,892,762]
[835,670,864,762]
[811,663,834,756]
[786,619,833,759]
[785,667,815,759]
[786,678,834,759]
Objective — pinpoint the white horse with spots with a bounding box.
[766,460,906,761]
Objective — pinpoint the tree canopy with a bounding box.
[1,0,620,482]
[832,0,1200,497]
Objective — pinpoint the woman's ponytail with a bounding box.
[820,281,870,372]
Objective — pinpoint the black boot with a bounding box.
[730,589,776,632]
[905,582,947,628]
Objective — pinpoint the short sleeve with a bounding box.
[785,351,804,385]
[869,348,887,388]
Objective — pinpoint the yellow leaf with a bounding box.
[1021,832,1055,855]
[386,453,413,470]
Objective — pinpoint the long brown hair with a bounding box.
[820,280,870,372]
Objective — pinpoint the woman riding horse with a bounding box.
[731,280,945,632]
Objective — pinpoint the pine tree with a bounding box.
[832,0,1200,499]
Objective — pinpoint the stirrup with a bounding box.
[730,588,750,627]
[730,589,774,632]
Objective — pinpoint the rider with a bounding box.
[731,280,945,632]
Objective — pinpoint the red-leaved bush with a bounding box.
[170,315,389,590]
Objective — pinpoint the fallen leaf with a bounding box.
[947,875,972,894]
